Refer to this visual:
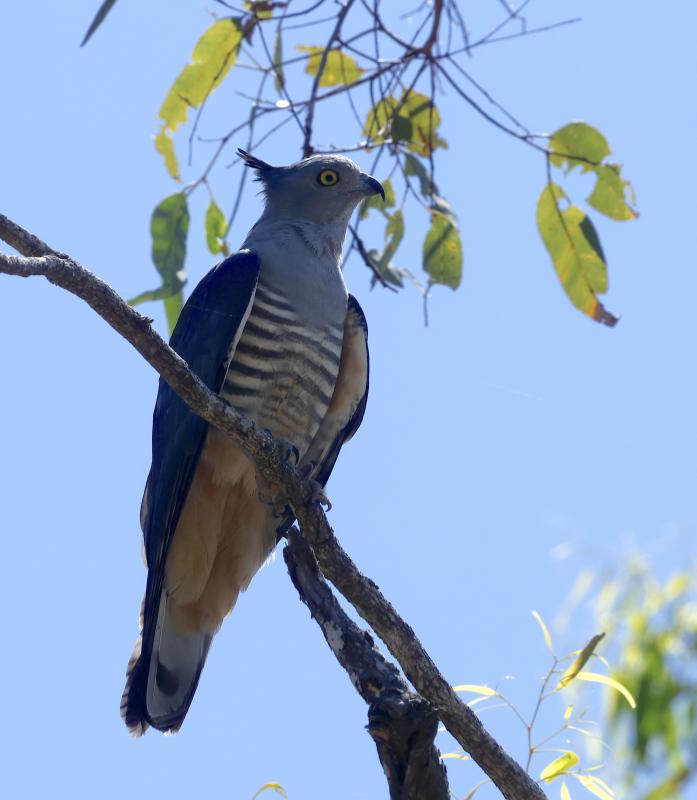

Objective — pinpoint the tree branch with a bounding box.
[284,528,449,799]
[0,211,547,800]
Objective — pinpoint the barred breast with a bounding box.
[221,279,345,455]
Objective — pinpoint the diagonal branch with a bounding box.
[0,211,547,800]
[284,527,449,799]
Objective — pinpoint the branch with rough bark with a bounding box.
[0,211,547,800]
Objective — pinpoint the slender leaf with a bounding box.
[537,182,617,326]
[558,633,606,688]
[572,773,615,800]
[561,781,572,800]
[272,31,284,93]
[452,684,497,696]
[540,751,580,783]
[564,704,574,721]
[81,0,119,46]
[575,671,637,709]
[532,610,554,652]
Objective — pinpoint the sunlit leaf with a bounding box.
[537,182,618,326]
[251,783,288,800]
[423,210,462,289]
[558,633,606,688]
[440,752,471,760]
[532,610,554,652]
[155,18,243,176]
[164,291,183,334]
[587,165,638,221]
[205,200,227,255]
[154,129,180,181]
[404,152,437,197]
[561,781,572,800]
[575,671,637,709]
[297,45,363,86]
[564,705,574,721]
[540,751,580,783]
[572,773,615,800]
[81,0,119,46]
[549,122,610,172]
[452,684,497,696]
[365,91,446,156]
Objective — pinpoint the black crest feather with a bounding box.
[237,148,274,174]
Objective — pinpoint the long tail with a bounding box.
[121,592,211,736]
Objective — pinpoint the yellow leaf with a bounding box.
[251,783,288,800]
[440,752,471,761]
[575,671,636,709]
[557,633,606,688]
[154,129,180,181]
[561,781,572,800]
[564,704,573,721]
[296,45,363,86]
[540,751,580,783]
[452,684,497,696]
[532,610,554,652]
[572,774,615,800]
[463,779,490,800]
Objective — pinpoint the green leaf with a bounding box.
[296,46,363,86]
[537,183,618,326]
[587,164,638,221]
[463,780,490,800]
[575,671,637,709]
[365,91,446,156]
[423,210,462,290]
[532,610,554,652]
[130,193,189,330]
[251,783,288,800]
[540,751,580,783]
[205,200,227,255]
[549,122,611,172]
[164,291,184,334]
[404,153,438,197]
[155,18,243,177]
[81,0,119,46]
[272,31,284,93]
[359,178,395,219]
[557,633,606,688]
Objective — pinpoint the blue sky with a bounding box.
[1,2,696,798]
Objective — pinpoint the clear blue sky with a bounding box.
[1,2,695,798]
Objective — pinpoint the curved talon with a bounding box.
[306,479,332,511]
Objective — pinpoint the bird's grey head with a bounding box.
[238,149,385,226]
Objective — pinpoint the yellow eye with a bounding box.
[318,169,339,186]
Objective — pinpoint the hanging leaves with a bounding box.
[297,45,364,86]
[205,200,228,255]
[423,210,463,290]
[537,183,617,326]
[129,193,189,332]
[540,751,580,783]
[364,90,447,156]
[155,18,244,180]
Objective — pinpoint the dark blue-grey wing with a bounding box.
[123,250,259,731]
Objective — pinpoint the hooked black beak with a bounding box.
[360,172,385,201]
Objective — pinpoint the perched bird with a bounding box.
[121,149,383,735]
